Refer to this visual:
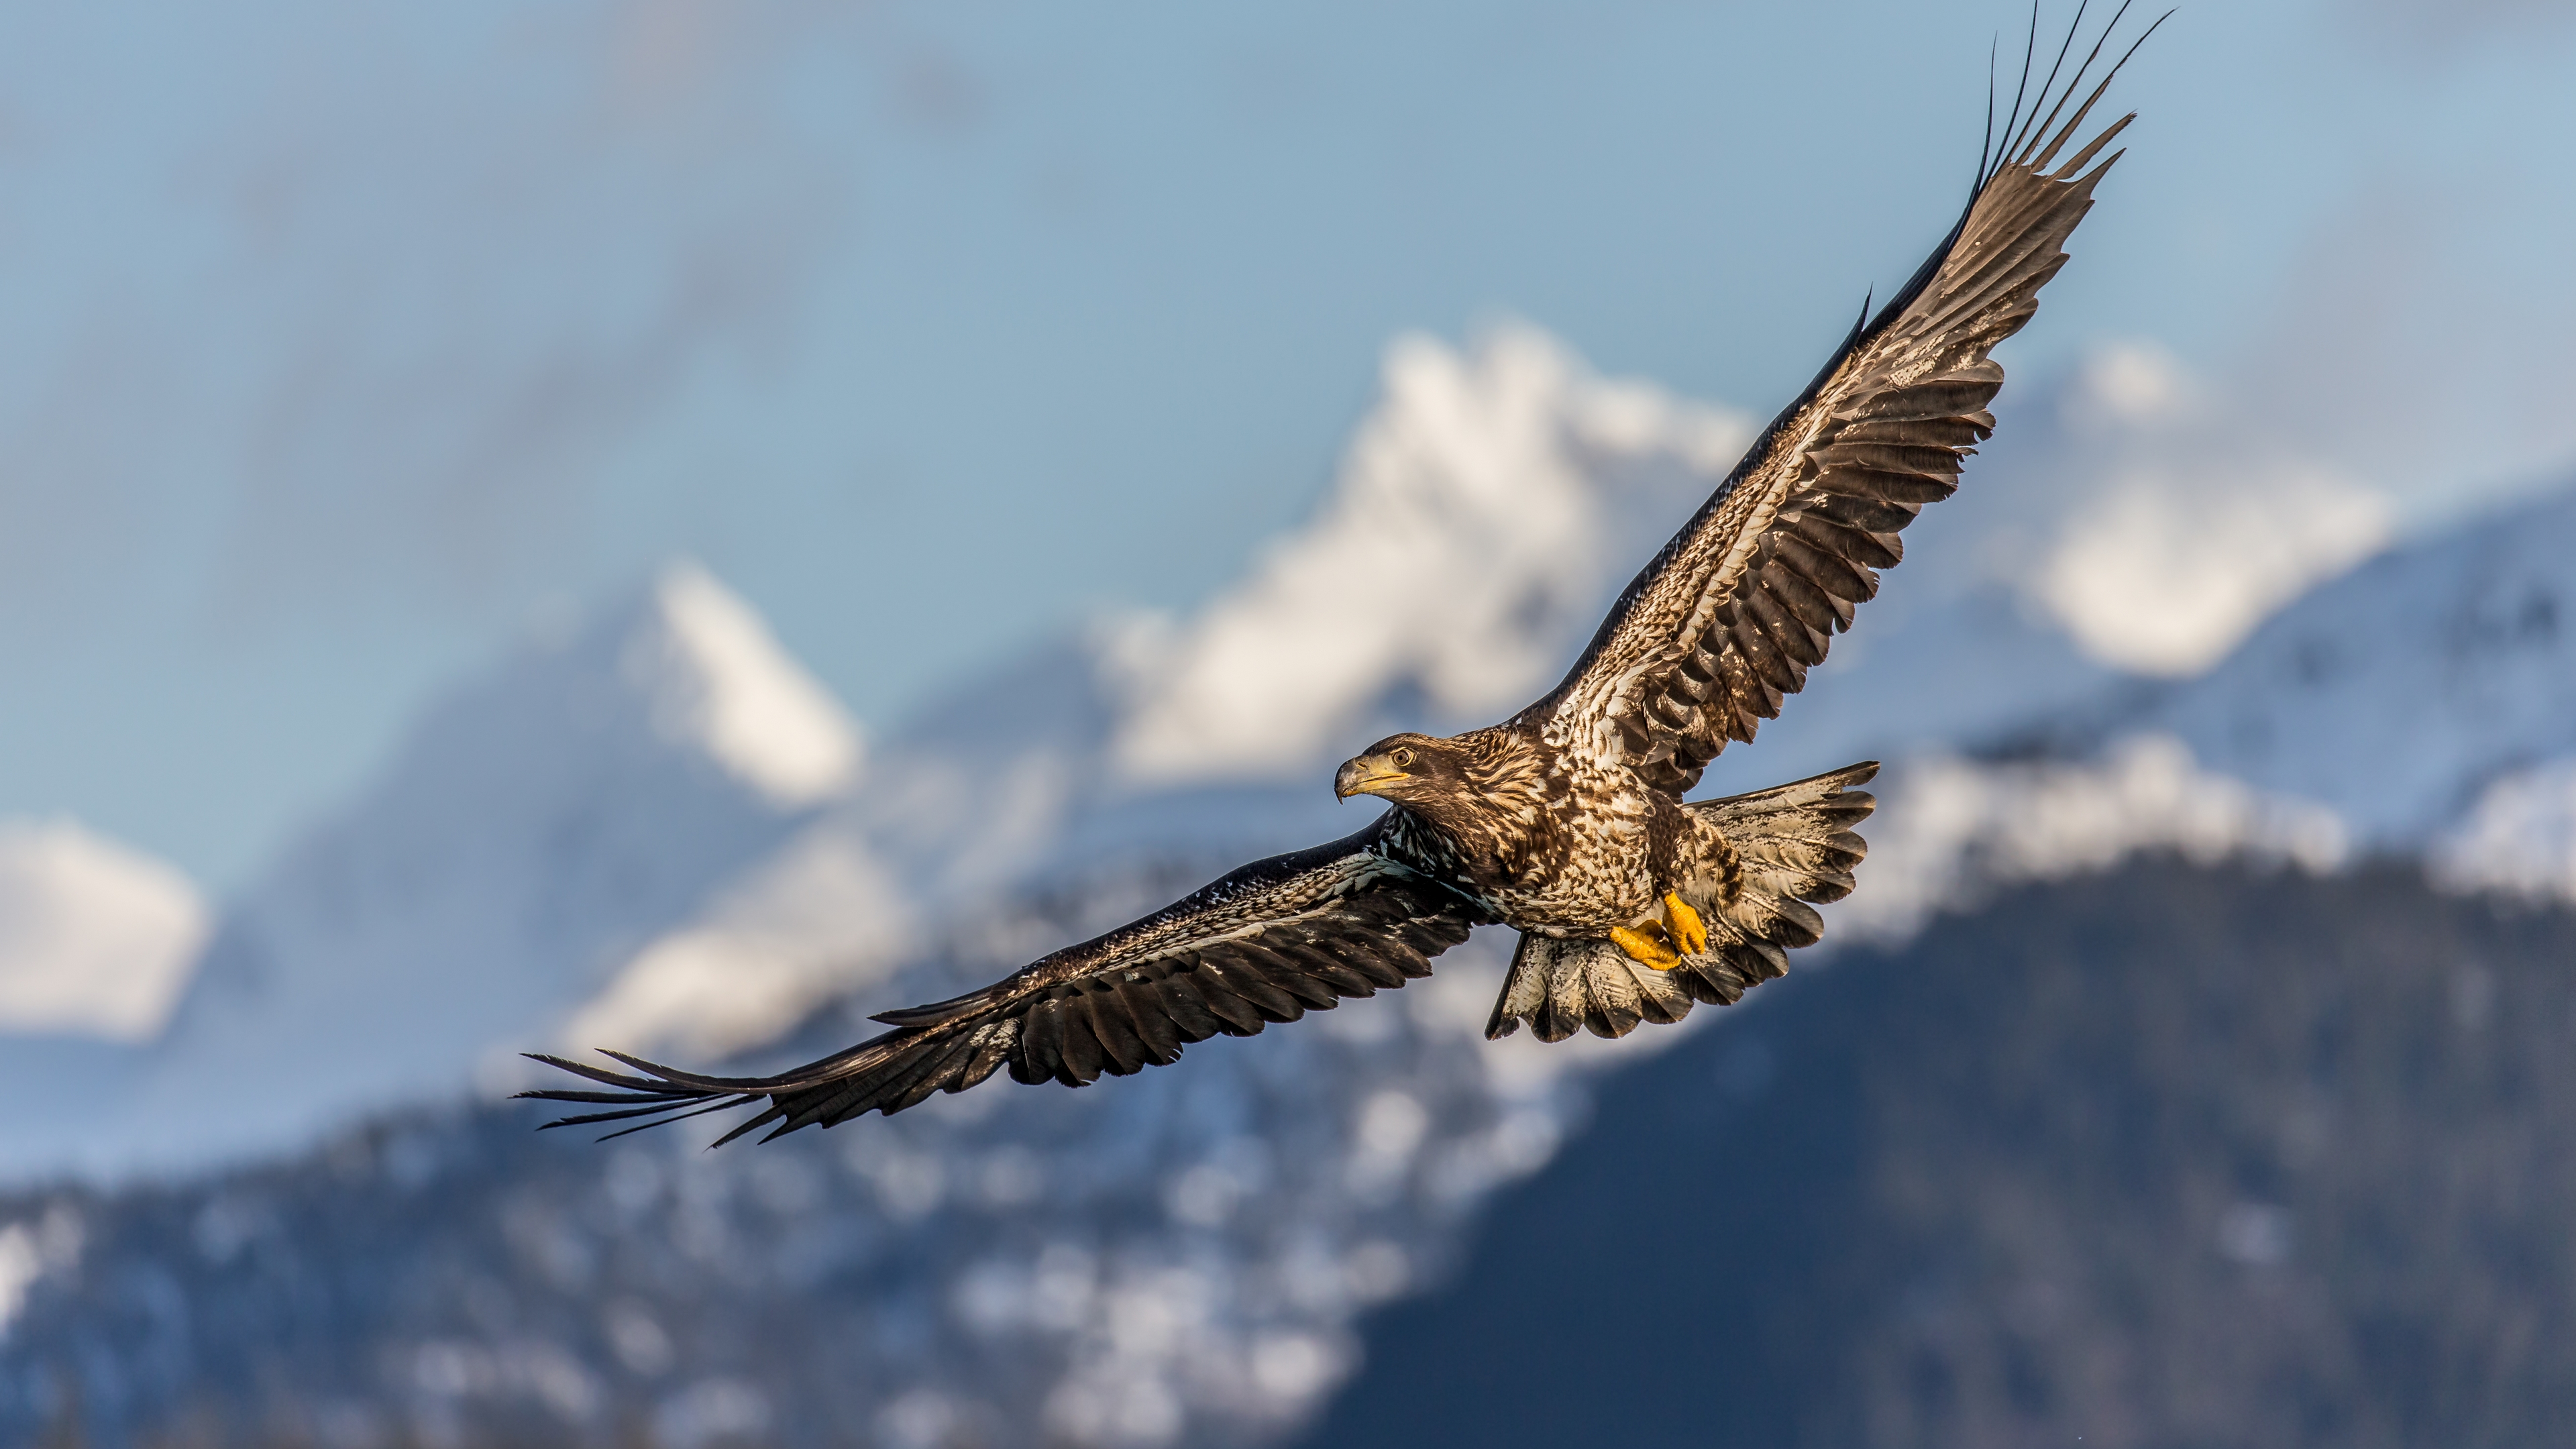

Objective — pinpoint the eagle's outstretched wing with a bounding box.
[1524,14,2160,796]
[521,822,1487,1144]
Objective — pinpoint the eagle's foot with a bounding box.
[1661,892,1708,957]
[1610,923,1682,971]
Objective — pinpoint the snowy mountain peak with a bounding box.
[616,561,861,808]
[0,562,866,1181]
[1106,325,1753,784]
[0,818,208,1042]
[2148,476,2576,843]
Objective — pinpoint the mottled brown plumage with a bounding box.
[525,17,2153,1142]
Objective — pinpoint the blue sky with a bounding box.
[1,0,2572,887]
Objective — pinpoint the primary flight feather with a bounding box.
[524,9,2159,1145]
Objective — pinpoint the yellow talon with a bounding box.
[1662,893,1709,957]
[1611,924,1682,971]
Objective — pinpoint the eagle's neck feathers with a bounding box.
[1387,729,1565,889]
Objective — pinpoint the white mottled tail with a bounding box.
[1485,762,1876,1042]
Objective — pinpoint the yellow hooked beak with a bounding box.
[1334,757,1410,800]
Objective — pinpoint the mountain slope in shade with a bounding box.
[1303,860,2576,1449]
[1690,584,2118,800]
[0,563,867,1183]
[2139,477,2576,844]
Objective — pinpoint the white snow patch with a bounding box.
[0,1205,81,1341]
[630,561,861,807]
[0,819,208,1042]
[2432,757,2576,904]
[1839,736,2352,944]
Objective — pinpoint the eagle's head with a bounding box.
[1334,733,1467,806]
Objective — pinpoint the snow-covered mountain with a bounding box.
[2135,476,2576,848]
[1864,470,2576,917]
[0,564,877,1181]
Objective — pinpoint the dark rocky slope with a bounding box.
[1305,859,2576,1449]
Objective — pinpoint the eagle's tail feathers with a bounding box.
[1481,761,1877,1044]
[1489,933,1687,1044]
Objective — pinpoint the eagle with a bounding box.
[526,13,2158,1146]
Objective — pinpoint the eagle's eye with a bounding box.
[1393,747,1415,768]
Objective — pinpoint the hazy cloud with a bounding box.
[1921,343,2394,677]
[2323,0,2576,57]
[2227,172,2576,517]
[0,6,873,629]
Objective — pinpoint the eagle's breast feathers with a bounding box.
[1375,731,1697,938]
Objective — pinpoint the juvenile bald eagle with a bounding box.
[527,15,2157,1145]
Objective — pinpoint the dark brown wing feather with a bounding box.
[519,820,1487,1144]
[1524,23,2153,796]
